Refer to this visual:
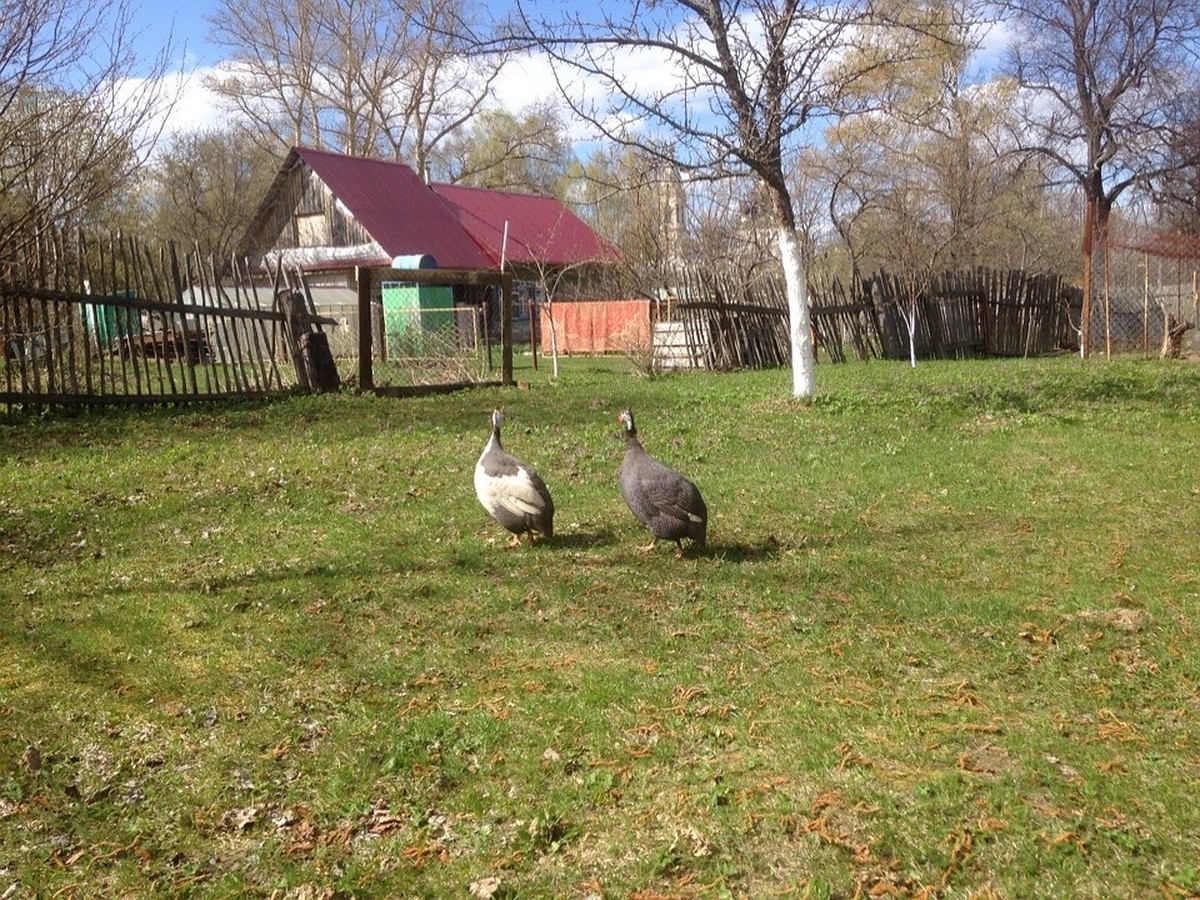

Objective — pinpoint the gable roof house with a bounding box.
[235,146,625,376]
[237,146,618,324]
[234,147,628,369]
[430,180,620,275]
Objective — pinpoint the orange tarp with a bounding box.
[538,298,650,354]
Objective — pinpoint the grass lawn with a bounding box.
[2,353,1198,898]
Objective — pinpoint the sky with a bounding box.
[131,0,222,67]
[126,0,1015,150]
[127,0,567,140]
[127,0,226,136]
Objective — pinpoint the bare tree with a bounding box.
[1152,88,1200,233]
[999,0,1200,354]
[819,79,1064,248]
[688,175,787,278]
[146,127,279,260]
[569,144,693,290]
[0,0,175,262]
[206,0,504,172]
[434,102,574,193]
[518,230,613,380]
[502,0,920,397]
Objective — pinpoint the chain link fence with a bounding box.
[304,278,516,389]
[1090,221,1200,358]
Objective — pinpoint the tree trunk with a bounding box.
[1080,196,1114,359]
[300,332,341,393]
[280,290,339,392]
[278,291,311,391]
[547,298,560,379]
[1160,313,1195,359]
[778,226,815,397]
[1079,201,1094,358]
[907,307,918,368]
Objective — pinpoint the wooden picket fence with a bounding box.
[2,234,330,414]
[664,266,791,369]
[866,269,1077,361]
[659,266,1077,369]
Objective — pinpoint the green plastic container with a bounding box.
[381,282,453,356]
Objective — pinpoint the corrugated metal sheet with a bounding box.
[295,147,496,269]
[431,182,621,268]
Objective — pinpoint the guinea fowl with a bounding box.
[474,408,555,546]
[617,408,707,555]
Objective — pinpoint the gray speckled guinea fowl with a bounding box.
[474,408,554,546]
[616,408,707,555]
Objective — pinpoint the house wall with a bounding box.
[244,165,376,256]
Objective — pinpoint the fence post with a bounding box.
[278,291,310,391]
[356,266,374,392]
[280,290,338,393]
[302,332,341,393]
[500,272,514,385]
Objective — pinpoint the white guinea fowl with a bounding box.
[616,408,707,556]
[474,408,554,546]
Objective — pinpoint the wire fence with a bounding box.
[314,294,512,389]
[373,304,492,386]
[1091,221,1200,358]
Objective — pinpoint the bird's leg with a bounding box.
[673,540,685,559]
[636,537,658,554]
[507,533,522,548]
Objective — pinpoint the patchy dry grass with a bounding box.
[2,354,1199,897]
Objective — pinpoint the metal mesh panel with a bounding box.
[1089,223,1200,358]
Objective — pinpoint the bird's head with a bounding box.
[491,407,505,431]
[617,408,636,436]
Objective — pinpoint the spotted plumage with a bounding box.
[616,408,707,555]
[474,408,554,545]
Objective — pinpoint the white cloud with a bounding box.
[122,63,227,155]
[492,53,563,111]
[969,18,1016,77]
[158,66,227,135]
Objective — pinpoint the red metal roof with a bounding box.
[291,147,618,272]
[431,182,621,268]
[294,147,495,269]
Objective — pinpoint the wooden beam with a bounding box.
[356,266,374,391]
[500,272,513,385]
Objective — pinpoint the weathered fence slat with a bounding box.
[2,235,333,414]
[656,266,1071,370]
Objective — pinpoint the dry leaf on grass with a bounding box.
[220,807,260,831]
[469,875,502,898]
[21,745,41,775]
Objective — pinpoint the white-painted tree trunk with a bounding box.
[546,300,561,379]
[778,226,816,397]
[901,304,918,367]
